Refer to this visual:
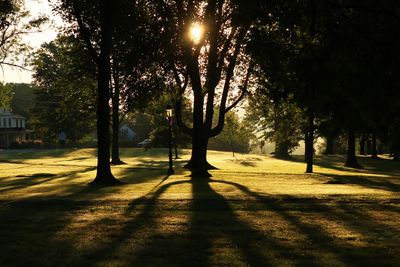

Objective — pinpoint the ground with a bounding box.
[0,148,399,266]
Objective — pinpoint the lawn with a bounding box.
[0,148,400,266]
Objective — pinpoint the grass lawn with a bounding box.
[0,148,400,266]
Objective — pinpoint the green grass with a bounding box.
[0,148,400,266]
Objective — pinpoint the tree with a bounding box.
[208,111,253,155]
[149,0,264,177]
[0,82,12,108]
[108,0,161,165]
[54,0,127,184]
[31,35,96,143]
[247,0,326,170]
[245,91,303,158]
[9,83,34,124]
[55,0,162,176]
[146,93,191,150]
[0,0,46,69]
[318,115,342,155]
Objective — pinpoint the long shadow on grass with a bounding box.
[289,155,400,177]
[319,173,400,193]
[118,158,188,184]
[0,166,96,194]
[88,178,400,266]
[0,183,125,266]
[216,180,400,266]
[126,178,283,266]
[2,175,399,266]
[87,178,303,266]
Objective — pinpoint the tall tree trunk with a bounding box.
[184,90,213,177]
[91,0,119,185]
[366,137,372,155]
[273,101,289,158]
[304,131,309,162]
[359,134,366,155]
[110,75,124,165]
[324,135,335,155]
[371,131,378,159]
[173,124,179,159]
[187,129,211,177]
[305,112,314,173]
[345,129,362,168]
[275,141,289,158]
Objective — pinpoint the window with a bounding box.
[9,118,11,127]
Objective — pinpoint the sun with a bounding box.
[189,23,203,43]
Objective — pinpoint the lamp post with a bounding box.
[165,105,174,175]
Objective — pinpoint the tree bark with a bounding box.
[275,141,289,158]
[366,138,372,155]
[110,72,124,165]
[324,135,335,155]
[90,0,120,185]
[183,80,214,177]
[345,129,362,168]
[359,134,366,155]
[305,111,314,173]
[172,1,249,178]
[371,131,378,159]
[173,124,179,159]
[186,129,212,177]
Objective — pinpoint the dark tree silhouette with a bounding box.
[55,0,120,184]
[149,0,264,177]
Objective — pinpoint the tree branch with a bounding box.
[71,2,99,65]
[225,62,252,113]
[0,61,32,71]
[170,61,192,135]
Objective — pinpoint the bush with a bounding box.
[9,140,43,149]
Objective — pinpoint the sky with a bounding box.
[1,0,62,84]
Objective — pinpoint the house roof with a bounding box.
[0,108,25,119]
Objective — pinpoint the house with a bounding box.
[119,123,136,141]
[0,108,26,148]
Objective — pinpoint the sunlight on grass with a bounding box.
[1,148,400,266]
[1,148,400,201]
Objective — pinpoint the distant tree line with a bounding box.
[245,0,400,169]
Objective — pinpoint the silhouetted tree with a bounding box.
[148,0,264,177]
[54,0,120,184]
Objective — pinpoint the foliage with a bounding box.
[0,0,47,68]
[129,112,152,143]
[245,90,303,157]
[209,111,253,154]
[247,1,400,165]
[145,0,267,175]
[9,139,43,149]
[145,94,191,148]
[9,83,34,124]
[0,82,12,108]
[31,35,96,142]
